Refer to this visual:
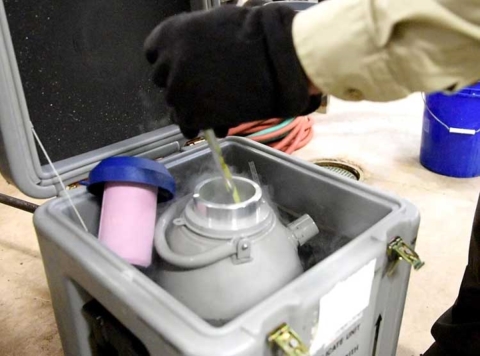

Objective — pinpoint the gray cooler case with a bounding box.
[0,1,423,356]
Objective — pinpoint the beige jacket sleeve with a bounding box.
[292,0,480,102]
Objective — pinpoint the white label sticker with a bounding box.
[310,259,376,354]
[449,127,476,135]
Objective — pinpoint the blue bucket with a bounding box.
[420,83,480,178]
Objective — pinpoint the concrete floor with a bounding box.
[1,93,479,355]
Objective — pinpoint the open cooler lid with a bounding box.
[0,0,218,199]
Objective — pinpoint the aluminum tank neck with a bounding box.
[183,177,273,239]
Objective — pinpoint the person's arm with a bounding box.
[293,0,480,101]
[144,0,480,136]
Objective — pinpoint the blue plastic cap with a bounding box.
[87,156,176,201]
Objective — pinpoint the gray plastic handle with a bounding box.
[154,203,237,269]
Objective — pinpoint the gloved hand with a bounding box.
[144,4,321,139]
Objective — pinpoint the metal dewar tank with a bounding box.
[153,176,318,323]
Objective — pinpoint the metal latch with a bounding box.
[387,237,425,276]
[268,323,310,356]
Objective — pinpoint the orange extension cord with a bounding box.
[227,115,314,154]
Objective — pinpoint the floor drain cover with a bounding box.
[313,160,362,181]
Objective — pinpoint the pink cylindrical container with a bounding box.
[98,182,158,266]
[88,156,175,267]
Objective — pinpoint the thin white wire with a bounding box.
[31,124,89,232]
[421,92,480,133]
[248,161,260,184]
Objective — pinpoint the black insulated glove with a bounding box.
[144,4,320,139]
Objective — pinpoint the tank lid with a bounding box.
[87,156,175,201]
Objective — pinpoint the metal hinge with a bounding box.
[387,237,425,276]
[268,323,310,356]
[67,182,81,190]
[184,137,206,147]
